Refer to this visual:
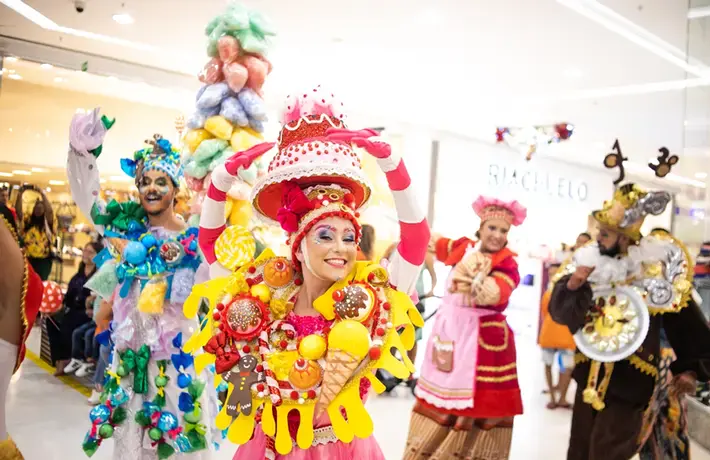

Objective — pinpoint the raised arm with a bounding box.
[198,142,275,279]
[329,130,429,296]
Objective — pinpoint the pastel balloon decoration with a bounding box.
[196,83,231,110]
[221,97,249,127]
[240,55,268,92]
[218,36,240,63]
[228,198,253,228]
[223,62,249,93]
[123,241,148,265]
[204,116,234,140]
[198,58,224,84]
[184,129,213,153]
[40,281,64,314]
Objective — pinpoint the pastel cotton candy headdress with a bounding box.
[121,134,183,186]
[473,196,527,227]
[250,87,372,266]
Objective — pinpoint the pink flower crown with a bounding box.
[472,196,527,226]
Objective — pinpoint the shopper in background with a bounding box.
[0,188,16,223]
[64,294,98,378]
[406,196,527,460]
[46,241,101,376]
[539,262,575,409]
[0,205,43,458]
[358,223,376,260]
[15,184,56,281]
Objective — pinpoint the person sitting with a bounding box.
[46,242,102,375]
[65,294,98,377]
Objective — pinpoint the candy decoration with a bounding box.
[495,123,575,161]
[603,139,628,187]
[648,147,679,178]
[215,225,256,271]
[204,116,234,140]
[298,334,327,360]
[40,281,64,314]
[184,129,214,153]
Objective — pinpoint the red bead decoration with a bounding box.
[256,364,264,372]
[376,327,385,337]
[291,391,299,400]
[286,330,295,339]
[369,348,382,360]
[294,278,303,286]
[380,318,388,325]
[242,345,251,353]
[216,303,225,311]
[257,383,265,392]
[280,340,288,349]
[382,302,391,311]
[248,266,256,274]
[307,390,316,399]
[213,312,221,321]
[332,290,345,302]
[367,273,375,282]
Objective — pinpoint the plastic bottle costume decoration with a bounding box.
[182,3,274,229]
[185,87,430,458]
[406,197,526,460]
[67,113,219,459]
[548,182,710,460]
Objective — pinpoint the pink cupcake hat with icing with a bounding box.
[251,86,372,225]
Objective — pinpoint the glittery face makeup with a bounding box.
[299,217,357,283]
[138,169,176,216]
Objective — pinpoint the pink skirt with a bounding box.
[232,425,386,460]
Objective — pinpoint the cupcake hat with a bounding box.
[473,196,527,227]
[250,87,372,265]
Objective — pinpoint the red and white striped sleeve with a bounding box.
[375,147,430,296]
[198,164,233,279]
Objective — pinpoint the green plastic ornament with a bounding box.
[99,424,114,439]
[149,427,163,442]
[116,365,128,377]
[155,375,169,388]
[183,407,202,424]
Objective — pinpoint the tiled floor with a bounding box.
[7,326,710,459]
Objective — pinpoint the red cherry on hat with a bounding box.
[369,348,382,360]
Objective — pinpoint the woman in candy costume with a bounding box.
[66,111,219,459]
[188,88,429,459]
[0,205,43,459]
[405,197,526,460]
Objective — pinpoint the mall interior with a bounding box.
[2,1,710,459]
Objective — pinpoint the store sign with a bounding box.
[488,163,589,202]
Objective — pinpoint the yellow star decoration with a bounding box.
[183,250,423,454]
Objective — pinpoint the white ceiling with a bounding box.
[1,0,710,187]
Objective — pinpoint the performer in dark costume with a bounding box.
[549,183,710,460]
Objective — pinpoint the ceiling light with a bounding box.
[0,172,13,177]
[12,170,31,176]
[8,74,22,80]
[112,13,135,25]
[31,167,48,173]
[4,56,18,63]
[695,172,708,180]
[100,178,107,184]
[688,6,710,19]
[563,68,583,78]
[48,180,65,186]
[558,0,709,77]
[54,77,65,83]
[40,63,53,69]
[45,187,51,192]
[109,175,133,182]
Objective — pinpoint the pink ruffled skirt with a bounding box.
[232,425,385,460]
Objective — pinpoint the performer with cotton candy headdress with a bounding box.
[185,85,429,459]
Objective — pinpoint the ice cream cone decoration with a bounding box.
[107,237,128,257]
[316,320,370,415]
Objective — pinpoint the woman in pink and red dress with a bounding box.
[197,88,430,459]
[405,197,526,460]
